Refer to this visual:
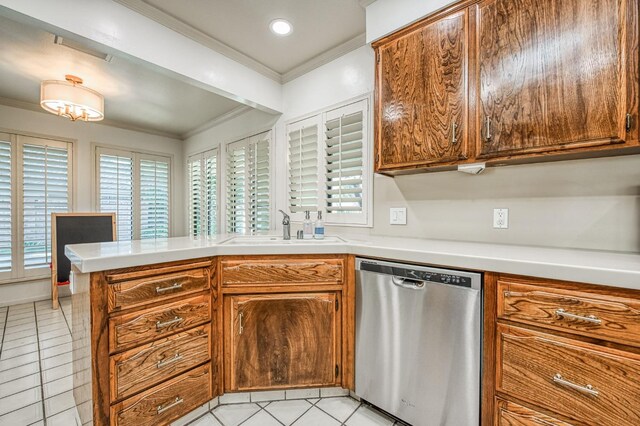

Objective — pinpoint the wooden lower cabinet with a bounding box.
[224,292,342,391]
[493,274,640,426]
[495,399,573,426]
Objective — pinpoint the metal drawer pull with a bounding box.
[157,353,183,369]
[555,309,602,325]
[157,397,184,414]
[156,316,183,329]
[156,283,183,293]
[451,122,458,144]
[553,374,599,397]
[238,313,244,335]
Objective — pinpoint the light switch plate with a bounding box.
[390,207,407,225]
[493,208,509,229]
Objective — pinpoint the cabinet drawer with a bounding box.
[498,280,640,347]
[496,399,573,426]
[110,364,212,426]
[497,324,640,425]
[221,257,344,287]
[110,325,211,401]
[107,268,210,313]
[109,294,210,353]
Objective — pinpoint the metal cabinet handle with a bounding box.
[238,312,244,335]
[156,316,183,329]
[157,397,184,414]
[157,353,183,369]
[555,309,602,325]
[484,117,492,141]
[156,282,183,294]
[553,374,599,397]
[392,276,425,289]
[451,122,458,144]
[626,113,633,133]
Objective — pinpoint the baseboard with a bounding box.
[0,278,50,307]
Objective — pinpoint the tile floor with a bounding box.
[0,298,403,426]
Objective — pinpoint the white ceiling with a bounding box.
[116,0,367,80]
[0,13,244,139]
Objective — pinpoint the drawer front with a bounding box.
[498,280,640,347]
[108,268,210,313]
[110,325,211,401]
[221,258,344,286]
[497,324,640,425]
[109,294,210,353]
[496,399,573,425]
[110,364,212,426]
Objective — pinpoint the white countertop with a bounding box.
[65,234,640,290]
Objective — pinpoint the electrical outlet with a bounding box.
[493,208,509,229]
[390,207,407,225]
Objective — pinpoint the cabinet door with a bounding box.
[475,0,638,158]
[224,293,341,391]
[375,9,468,171]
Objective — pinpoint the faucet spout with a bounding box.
[279,210,291,240]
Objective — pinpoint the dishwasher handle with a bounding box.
[392,276,426,289]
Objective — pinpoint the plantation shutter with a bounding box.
[324,100,368,225]
[140,157,170,239]
[188,149,217,237]
[205,150,217,236]
[0,137,11,274]
[287,117,319,215]
[187,154,203,237]
[99,151,134,241]
[226,131,270,233]
[22,139,70,269]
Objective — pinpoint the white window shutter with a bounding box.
[323,99,369,225]
[226,131,271,234]
[139,157,170,239]
[99,151,134,241]
[287,117,320,216]
[205,150,217,236]
[0,138,11,274]
[22,141,70,269]
[187,154,203,237]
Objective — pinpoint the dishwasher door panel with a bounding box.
[355,269,480,426]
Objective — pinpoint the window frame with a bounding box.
[94,144,172,241]
[0,132,74,283]
[284,95,373,227]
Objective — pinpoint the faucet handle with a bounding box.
[278,209,290,224]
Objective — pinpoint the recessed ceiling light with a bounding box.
[270,19,292,36]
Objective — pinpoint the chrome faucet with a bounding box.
[279,210,291,240]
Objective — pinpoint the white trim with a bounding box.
[182,106,253,140]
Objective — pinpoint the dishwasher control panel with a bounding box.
[358,260,477,289]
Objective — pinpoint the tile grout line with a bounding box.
[339,401,363,426]
[34,302,47,426]
[0,306,8,359]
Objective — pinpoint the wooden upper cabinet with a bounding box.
[473,0,639,158]
[375,8,469,171]
[224,293,341,392]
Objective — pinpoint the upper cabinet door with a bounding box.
[375,8,469,171]
[474,0,638,158]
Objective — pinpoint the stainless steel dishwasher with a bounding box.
[355,258,482,426]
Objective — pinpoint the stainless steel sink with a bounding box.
[221,235,344,245]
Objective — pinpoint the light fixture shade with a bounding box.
[40,77,104,122]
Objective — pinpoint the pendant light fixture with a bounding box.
[40,75,104,122]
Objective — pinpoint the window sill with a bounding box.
[0,274,49,286]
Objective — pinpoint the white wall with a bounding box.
[366,0,457,42]
[0,104,185,305]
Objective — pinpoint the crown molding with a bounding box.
[358,0,377,7]
[181,105,253,140]
[0,97,184,140]
[114,0,282,83]
[281,33,367,83]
